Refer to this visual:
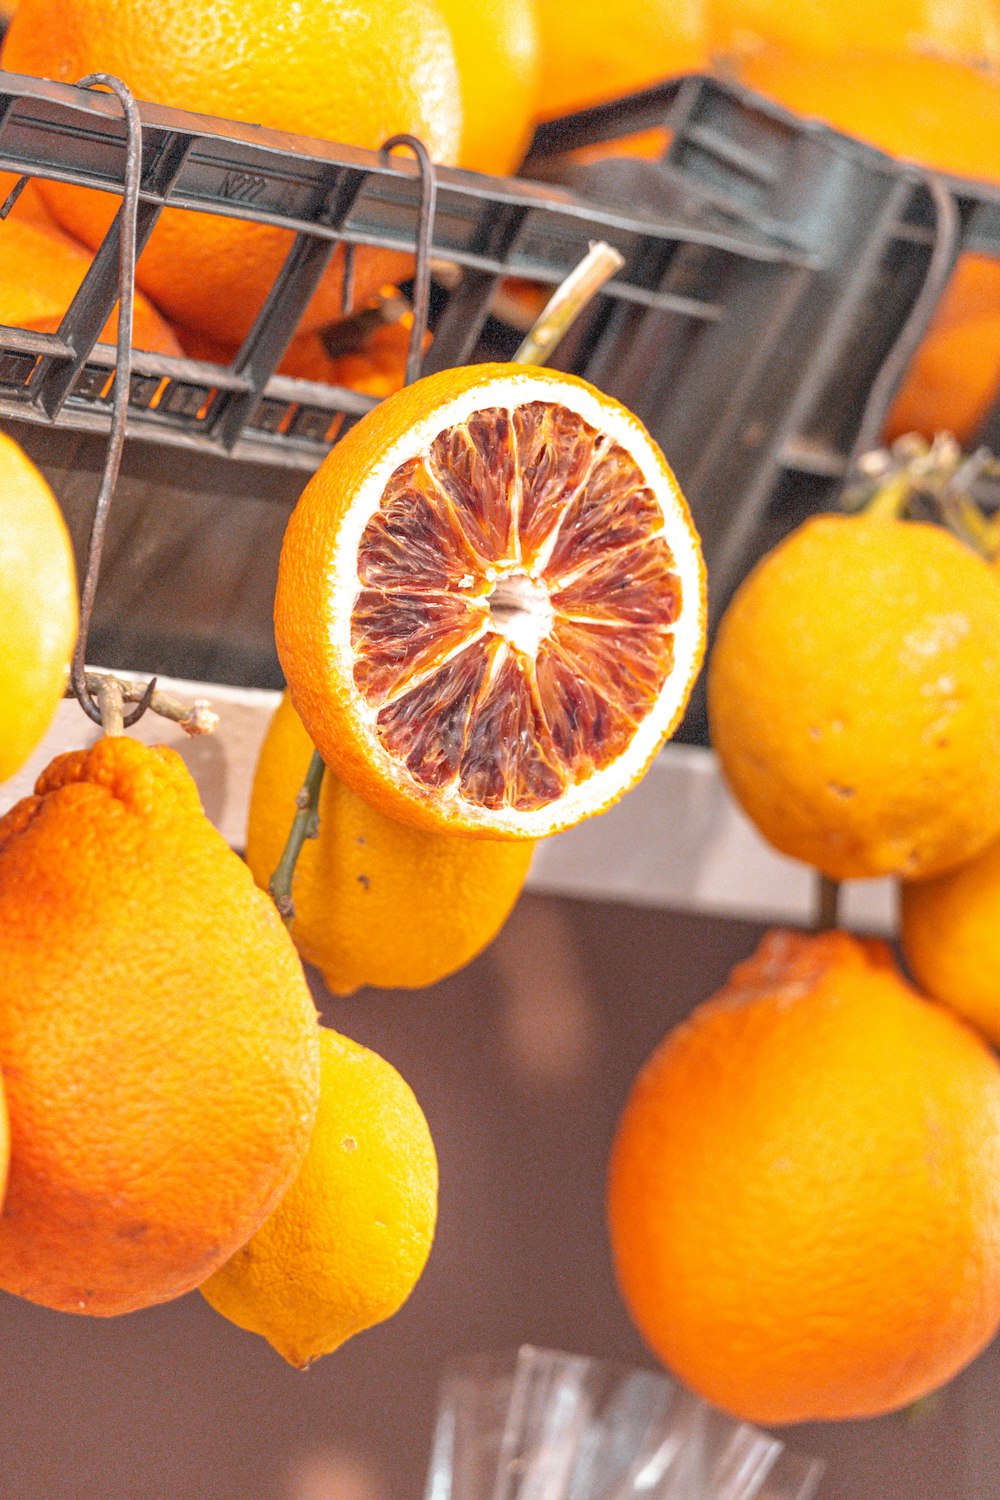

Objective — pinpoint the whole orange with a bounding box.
[708,514,1000,880]
[901,834,1000,1045]
[0,736,321,1315]
[710,0,1000,66]
[1,0,462,345]
[607,928,1000,1424]
[0,216,181,354]
[533,0,709,120]
[438,0,541,175]
[0,431,77,785]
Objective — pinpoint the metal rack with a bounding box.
[0,68,996,729]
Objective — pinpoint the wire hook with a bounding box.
[62,73,158,727]
[381,133,437,387]
[845,173,960,477]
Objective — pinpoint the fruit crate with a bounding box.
[0,67,997,716]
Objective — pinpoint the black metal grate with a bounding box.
[0,68,996,726]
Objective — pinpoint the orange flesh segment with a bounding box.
[350,400,682,812]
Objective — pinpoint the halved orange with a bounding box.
[275,363,706,839]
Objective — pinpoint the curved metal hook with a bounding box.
[64,73,155,728]
[381,133,437,387]
[845,173,960,476]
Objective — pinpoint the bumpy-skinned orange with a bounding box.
[0,736,320,1315]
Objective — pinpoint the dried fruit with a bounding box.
[276,363,706,839]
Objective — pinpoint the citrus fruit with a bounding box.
[438,0,541,175]
[177,318,415,396]
[533,0,709,119]
[0,176,62,231]
[0,1076,9,1216]
[246,693,534,995]
[901,835,1000,1045]
[201,1025,437,1368]
[0,735,320,1315]
[0,216,181,354]
[275,362,707,840]
[176,305,427,399]
[710,0,1000,67]
[708,514,1000,879]
[278,320,415,397]
[607,927,1000,1424]
[885,254,1000,446]
[2,0,462,345]
[0,431,77,785]
[735,48,1000,182]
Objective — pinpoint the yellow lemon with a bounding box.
[200,1027,437,1368]
[245,693,534,994]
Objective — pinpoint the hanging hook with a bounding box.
[381,133,437,387]
[844,173,960,478]
[62,73,158,727]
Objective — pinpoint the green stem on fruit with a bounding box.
[903,1390,942,1425]
[861,472,912,522]
[849,435,1000,558]
[268,749,325,925]
[514,241,626,367]
[938,486,997,559]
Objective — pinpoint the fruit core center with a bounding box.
[487,571,553,656]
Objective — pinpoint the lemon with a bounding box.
[246,693,534,994]
[200,1027,437,1368]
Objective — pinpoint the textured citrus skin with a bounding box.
[902,835,1000,1045]
[201,1026,437,1368]
[0,216,181,354]
[2,0,461,344]
[0,433,78,785]
[711,0,1000,64]
[438,0,541,174]
[607,928,1000,1424]
[708,515,1000,879]
[275,361,706,839]
[246,694,533,995]
[533,0,709,118]
[0,737,321,1315]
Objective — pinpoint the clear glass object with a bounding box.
[423,1347,825,1500]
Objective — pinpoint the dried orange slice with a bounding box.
[275,363,706,839]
